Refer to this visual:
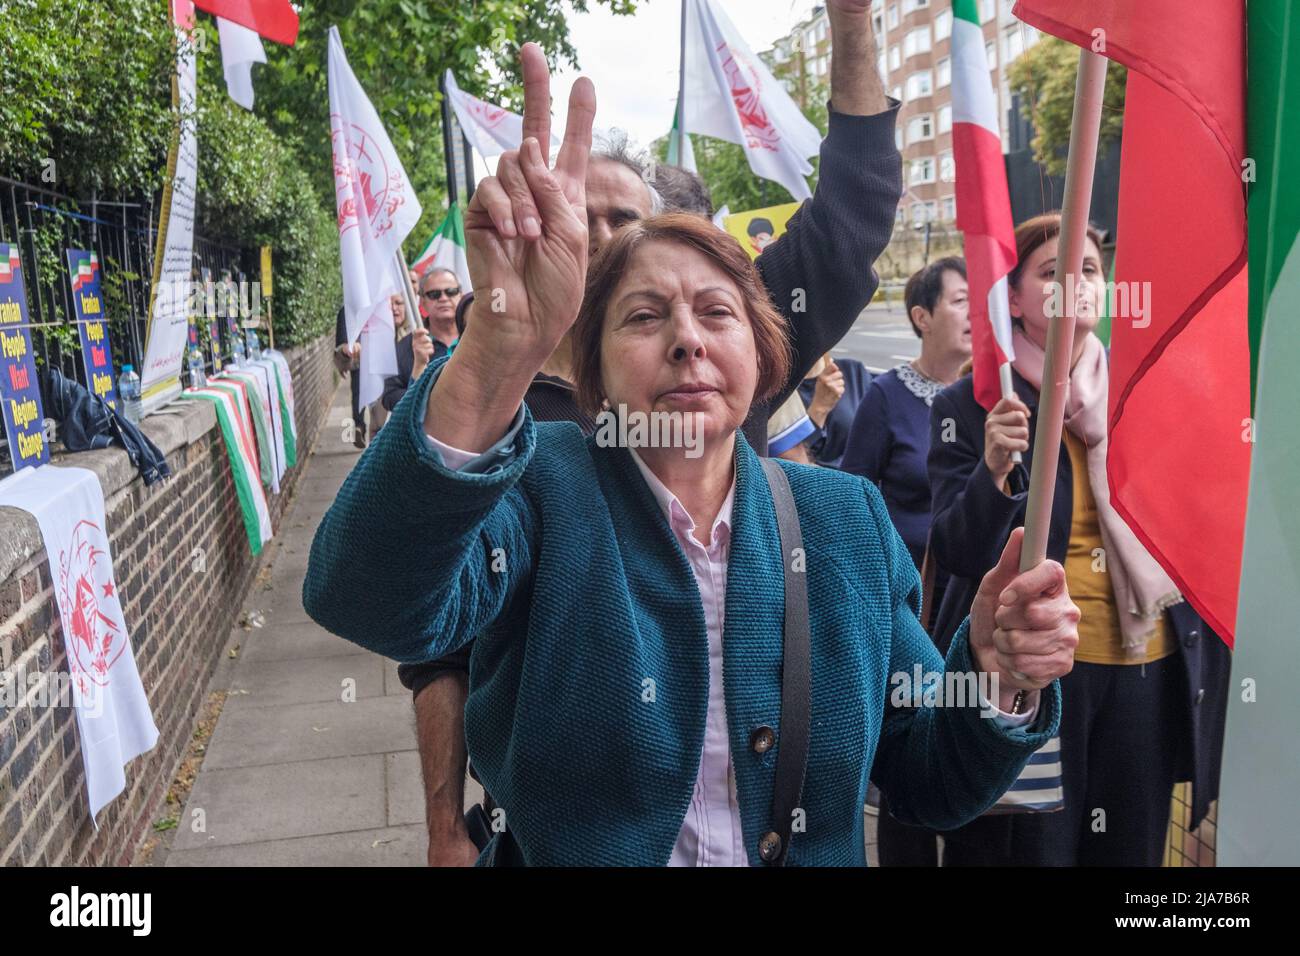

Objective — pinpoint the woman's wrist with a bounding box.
[423,324,542,452]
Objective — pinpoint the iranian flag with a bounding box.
[952,0,1017,410]
[411,203,472,293]
[1013,0,1250,644]
[1219,0,1300,865]
[70,252,99,293]
[181,386,272,553]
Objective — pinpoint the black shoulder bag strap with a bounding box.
[757,457,811,866]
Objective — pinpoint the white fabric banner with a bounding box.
[141,25,199,405]
[0,465,158,825]
[217,16,266,110]
[681,0,821,201]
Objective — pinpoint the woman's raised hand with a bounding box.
[463,43,595,370]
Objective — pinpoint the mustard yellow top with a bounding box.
[1063,431,1174,665]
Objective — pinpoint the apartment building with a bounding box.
[764,1,1043,230]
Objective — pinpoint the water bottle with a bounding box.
[231,328,247,366]
[118,365,142,424]
[245,328,261,361]
[187,347,207,389]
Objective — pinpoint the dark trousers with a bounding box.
[942,654,1184,866]
[877,793,939,866]
[349,368,365,429]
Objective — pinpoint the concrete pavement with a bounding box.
[164,383,451,866]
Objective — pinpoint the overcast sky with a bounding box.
[549,0,822,148]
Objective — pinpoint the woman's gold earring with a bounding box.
[600,397,611,411]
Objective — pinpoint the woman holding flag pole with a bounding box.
[927,45,1228,865]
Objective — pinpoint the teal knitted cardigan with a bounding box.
[303,363,1061,866]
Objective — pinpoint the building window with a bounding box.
[819,55,829,76]
[939,150,955,182]
[942,196,956,220]
[905,70,933,100]
[911,200,937,225]
[937,56,951,87]
[986,39,997,68]
[903,0,930,12]
[888,4,899,28]
[904,27,932,58]
[806,28,817,50]
[1004,25,1026,63]
[878,51,887,77]
[907,113,934,143]
[895,127,904,150]
[934,9,952,41]
[889,44,902,70]
[818,20,829,41]
[981,0,996,22]
[896,204,906,225]
[873,13,884,35]
[892,85,904,102]
[938,103,952,133]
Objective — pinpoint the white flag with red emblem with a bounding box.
[0,465,158,825]
[680,0,820,201]
[443,69,559,159]
[328,25,421,405]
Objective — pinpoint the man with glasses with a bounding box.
[382,268,463,411]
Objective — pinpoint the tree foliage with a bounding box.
[0,0,637,347]
[0,0,175,194]
[1006,35,1127,177]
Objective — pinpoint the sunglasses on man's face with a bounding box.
[421,287,461,300]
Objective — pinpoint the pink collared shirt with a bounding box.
[626,449,748,867]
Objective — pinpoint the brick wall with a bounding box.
[0,335,337,865]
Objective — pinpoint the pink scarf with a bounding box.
[1011,329,1182,654]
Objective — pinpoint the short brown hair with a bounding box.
[571,213,792,416]
[1007,212,1107,291]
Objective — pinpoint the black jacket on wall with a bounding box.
[926,370,1230,828]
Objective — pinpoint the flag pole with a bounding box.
[395,249,420,335]
[677,0,688,164]
[1020,48,1108,574]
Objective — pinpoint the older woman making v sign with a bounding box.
[304,76,1079,866]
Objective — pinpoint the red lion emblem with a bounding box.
[717,42,781,153]
[58,519,125,691]
[330,114,408,239]
[466,93,507,130]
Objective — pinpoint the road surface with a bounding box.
[828,301,920,374]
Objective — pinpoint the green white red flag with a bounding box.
[181,386,272,554]
[411,203,472,293]
[952,0,1018,410]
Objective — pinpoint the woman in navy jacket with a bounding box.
[927,213,1231,866]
